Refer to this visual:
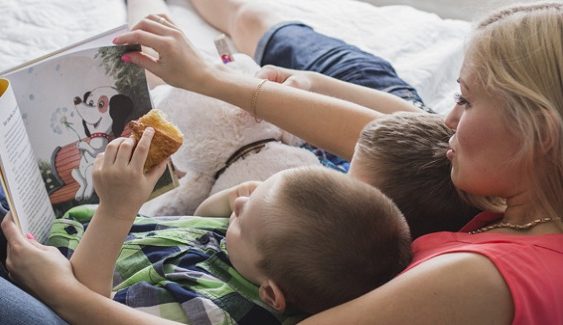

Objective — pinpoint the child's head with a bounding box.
[225,166,411,314]
[349,112,480,238]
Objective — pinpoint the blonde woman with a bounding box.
[2,2,562,324]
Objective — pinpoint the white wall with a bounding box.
[357,0,543,21]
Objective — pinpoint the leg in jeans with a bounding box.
[0,207,68,325]
[190,0,425,106]
[190,1,427,172]
[0,274,68,324]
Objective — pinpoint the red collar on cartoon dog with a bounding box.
[90,133,114,141]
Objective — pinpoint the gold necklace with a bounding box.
[469,217,562,234]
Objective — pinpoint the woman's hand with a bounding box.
[113,14,216,91]
[2,215,184,325]
[255,65,318,92]
[93,128,167,219]
[1,213,79,303]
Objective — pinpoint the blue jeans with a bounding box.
[255,22,432,112]
[0,274,68,324]
[254,23,434,172]
[0,202,67,324]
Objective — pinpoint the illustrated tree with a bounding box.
[96,45,152,120]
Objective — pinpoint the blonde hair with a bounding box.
[257,167,411,314]
[469,2,563,219]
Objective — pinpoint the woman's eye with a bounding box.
[454,93,471,108]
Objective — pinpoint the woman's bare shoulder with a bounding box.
[300,252,513,325]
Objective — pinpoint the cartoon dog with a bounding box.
[71,86,133,201]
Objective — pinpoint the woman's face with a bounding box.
[444,56,525,198]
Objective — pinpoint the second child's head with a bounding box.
[225,166,411,314]
[349,112,480,238]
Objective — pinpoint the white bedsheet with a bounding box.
[0,0,127,72]
[1,0,471,114]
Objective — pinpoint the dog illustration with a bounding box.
[71,86,133,201]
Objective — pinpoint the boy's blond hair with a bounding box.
[257,166,411,314]
[355,112,480,238]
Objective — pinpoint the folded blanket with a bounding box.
[49,206,302,324]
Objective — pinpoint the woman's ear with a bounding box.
[259,279,286,312]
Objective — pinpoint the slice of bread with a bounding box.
[128,109,183,170]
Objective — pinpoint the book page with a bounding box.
[3,42,176,218]
[0,25,177,223]
[0,79,55,243]
[0,25,129,76]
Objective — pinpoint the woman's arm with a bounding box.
[203,70,381,160]
[300,253,513,324]
[114,17,382,161]
[256,65,421,114]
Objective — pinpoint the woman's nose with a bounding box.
[445,105,461,131]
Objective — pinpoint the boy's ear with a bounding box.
[259,279,286,312]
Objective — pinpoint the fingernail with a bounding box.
[145,127,154,135]
[112,37,119,44]
[121,54,131,63]
[26,233,35,240]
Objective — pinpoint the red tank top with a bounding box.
[406,211,563,324]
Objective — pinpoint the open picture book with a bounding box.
[0,25,178,243]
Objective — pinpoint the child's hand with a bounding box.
[194,181,262,217]
[113,14,212,92]
[226,181,262,211]
[93,128,167,219]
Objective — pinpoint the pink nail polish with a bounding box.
[121,54,131,63]
[112,37,119,44]
[26,233,35,240]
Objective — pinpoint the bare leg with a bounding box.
[191,0,286,56]
[127,0,171,88]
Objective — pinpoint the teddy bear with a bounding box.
[139,54,322,216]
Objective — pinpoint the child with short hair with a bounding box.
[194,166,411,315]
[350,112,480,238]
[49,112,478,322]
[55,130,411,323]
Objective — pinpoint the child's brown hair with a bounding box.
[355,112,480,238]
[257,166,412,314]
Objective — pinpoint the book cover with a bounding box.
[0,25,178,243]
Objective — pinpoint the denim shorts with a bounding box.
[255,22,430,111]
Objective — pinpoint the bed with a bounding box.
[1,0,472,322]
[0,0,471,114]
